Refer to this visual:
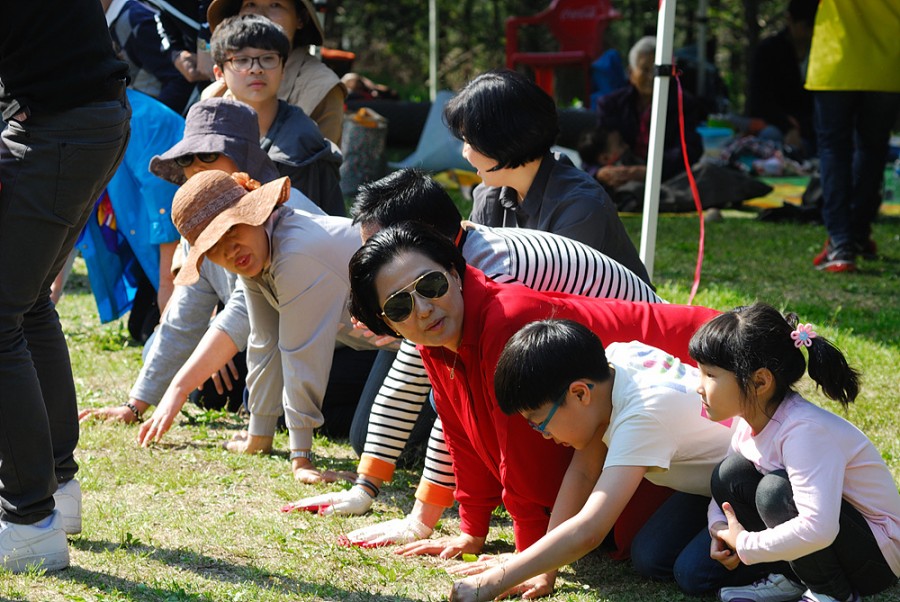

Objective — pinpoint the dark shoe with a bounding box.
[858,238,878,261]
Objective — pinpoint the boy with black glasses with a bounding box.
[211,14,344,216]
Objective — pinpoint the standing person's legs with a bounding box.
[814,91,858,263]
[0,97,130,528]
[849,91,900,251]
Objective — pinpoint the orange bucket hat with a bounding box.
[172,170,290,285]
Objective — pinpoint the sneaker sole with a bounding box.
[1,533,69,573]
[817,261,856,273]
[2,549,69,573]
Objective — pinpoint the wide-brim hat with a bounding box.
[207,0,324,47]
[150,98,279,186]
[172,170,291,286]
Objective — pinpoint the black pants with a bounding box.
[0,92,131,524]
[711,454,898,600]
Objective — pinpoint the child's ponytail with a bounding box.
[785,313,861,407]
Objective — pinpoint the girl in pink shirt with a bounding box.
[689,303,900,602]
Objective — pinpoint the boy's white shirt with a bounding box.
[603,341,736,496]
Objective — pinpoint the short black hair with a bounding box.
[211,14,291,67]
[443,69,559,171]
[348,222,468,337]
[351,169,463,239]
[495,319,611,415]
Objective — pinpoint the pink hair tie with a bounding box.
[791,323,817,348]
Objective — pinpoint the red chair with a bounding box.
[505,0,621,103]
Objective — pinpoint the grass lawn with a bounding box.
[3,211,900,602]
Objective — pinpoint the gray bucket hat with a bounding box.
[150,97,279,186]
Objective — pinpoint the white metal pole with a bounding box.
[639,0,678,280]
[429,0,438,101]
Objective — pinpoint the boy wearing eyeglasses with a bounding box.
[449,319,757,601]
[210,14,344,216]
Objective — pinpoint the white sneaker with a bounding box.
[0,511,69,573]
[719,573,805,602]
[799,590,859,602]
[53,479,82,535]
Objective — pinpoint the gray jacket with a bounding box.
[128,188,323,406]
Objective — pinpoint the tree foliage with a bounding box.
[324,0,792,111]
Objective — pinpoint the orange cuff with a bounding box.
[415,480,455,508]
[358,454,396,483]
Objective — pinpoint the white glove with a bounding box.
[343,517,434,548]
[281,486,373,516]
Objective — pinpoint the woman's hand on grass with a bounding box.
[80,401,144,424]
[343,517,434,548]
[291,455,355,484]
[447,552,513,576]
[282,486,373,516]
[137,393,186,446]
[395,532,485,559]
[222,430,273,454]
[450,558,556,601]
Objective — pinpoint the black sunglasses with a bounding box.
[173,152,221,168]
[380,270,451,322]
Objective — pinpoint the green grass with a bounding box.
[3,211,900,601]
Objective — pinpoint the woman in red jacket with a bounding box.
[347,222,719,598]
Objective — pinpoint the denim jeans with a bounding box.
[814,91,900,251]
[630,490,773,595]
[711,454,898,600]
[0,94,131,524]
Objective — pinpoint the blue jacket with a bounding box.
[78,89,184,322]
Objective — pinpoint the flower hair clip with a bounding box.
[791,323,817,348]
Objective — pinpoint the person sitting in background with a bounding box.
[453,69,650,285]
[205,0,347,145]
[577,126,643,178]
[103,0,196,113]
[746,0,818,154]
[590,36,702,190]
[79,97,322,424]
[210,14,344,215]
